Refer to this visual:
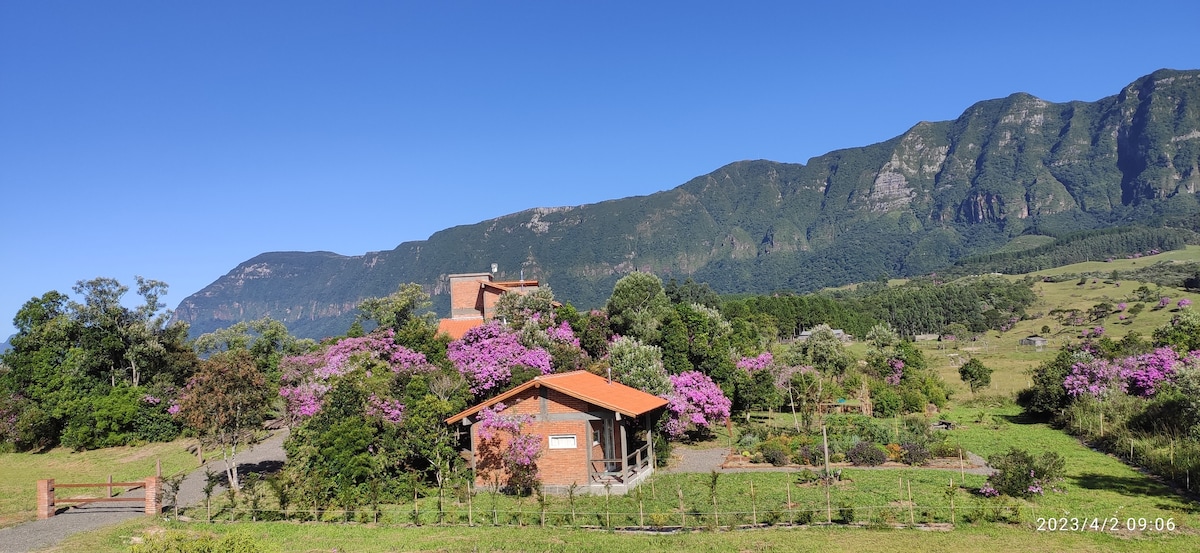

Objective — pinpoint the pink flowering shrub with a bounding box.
[736,352,774,372]
[365,394,405,424]
[663,371,732,439]
[1179,298,1193,309]
[449,321,552,395]
[885,358,905,385]
[1064,347,1196,398]
[278,329,432,420]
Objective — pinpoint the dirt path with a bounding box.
[0,430,289,553]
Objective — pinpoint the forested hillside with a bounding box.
[174,69,1200,339]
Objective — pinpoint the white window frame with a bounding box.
[548,434,578,449]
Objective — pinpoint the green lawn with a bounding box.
[58,515,1200,553]
[0,439,200,528]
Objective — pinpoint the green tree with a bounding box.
[494,285,557,328]
[1152,310,1200,352]
[176,350,272,491]
[1,278,198,450]
[607,336,671,395]
[356,283,435,331]
[801,325,852,377]
[664,278,721,308]
[606,272,672,343]
[194,317,314,378]
[958,358,993,394]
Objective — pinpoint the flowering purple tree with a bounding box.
[517,313,589,373]
[278,329,433,421]
[663,371,732,439]
[448,321,552,396]
[1064,347,1194,398]
[885,358,905,385]
[475,403,541,493]
[736,352,773,372]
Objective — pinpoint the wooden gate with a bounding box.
[36,477,162,519]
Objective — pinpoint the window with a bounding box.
[548,434,577,449]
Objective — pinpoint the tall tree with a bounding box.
[194,317,315,378]
[176,350,272,491]
[958,358,993,394]
[606,272,672,343]
[356,283,434,331]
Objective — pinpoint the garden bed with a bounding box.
[721,453,984,471]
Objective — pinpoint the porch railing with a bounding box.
[589,443,652,483]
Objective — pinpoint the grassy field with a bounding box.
[53,517,1200,553]
[0,439,200,528]
[914,246,1200,398]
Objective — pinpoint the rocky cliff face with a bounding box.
[173,69,1200,340]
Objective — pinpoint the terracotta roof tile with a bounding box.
[446,370,668,424]
[436,318,483,340]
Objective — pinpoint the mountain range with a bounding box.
[172,69,1200,340]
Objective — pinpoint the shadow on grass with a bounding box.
[998,412,1046,425]
[1070,471,1171,498]
[210,460,285,488]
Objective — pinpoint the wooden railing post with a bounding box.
[37,479,55,519]
[107,474,113,498]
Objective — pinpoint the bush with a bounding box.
[900,441,932,465]
[836,501,856,524]
[900,389,927,414]
[929,440,959,458]
[759,438,791,467]
[795,468,819,484]
[872,387,902,418]
[847,441,887,466]
[984,447,1065,498]
[794,444,825,466]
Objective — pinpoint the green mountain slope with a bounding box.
[173,69,1200,339]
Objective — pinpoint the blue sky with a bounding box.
[2,1,1199,339]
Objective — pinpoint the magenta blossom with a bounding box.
[449,321,553,395]
[736,352,774,372]
[663,371,731,439]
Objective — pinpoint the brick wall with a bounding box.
[448,274,489,319]
[36,479,54,519]
[472,387,595,488]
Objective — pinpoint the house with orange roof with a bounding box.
[436,272,546,340]
[446,370,668,494]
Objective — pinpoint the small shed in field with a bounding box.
[1019,335,1050,350]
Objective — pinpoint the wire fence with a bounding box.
[164,502,1185,534]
